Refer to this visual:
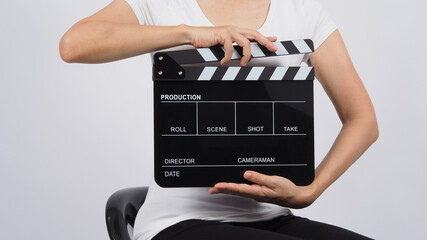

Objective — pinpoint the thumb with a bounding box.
[244,171,276,188]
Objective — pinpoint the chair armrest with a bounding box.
[105,187,149,240]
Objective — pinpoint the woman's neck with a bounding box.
[196,0,271,30]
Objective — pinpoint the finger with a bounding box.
[208,187,219,194]
[246,36,276,43]
[267,36,278,42]
[232,34,251,66]
[220,39,233,65]
[243,171,277,188]
[243,31,278,52]
[211,182,265,199]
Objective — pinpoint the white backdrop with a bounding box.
[1,0,426,239]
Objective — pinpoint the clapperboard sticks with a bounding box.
[153,39,315,81]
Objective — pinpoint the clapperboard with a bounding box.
[153,39,315,187]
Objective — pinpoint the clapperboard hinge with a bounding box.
[153,53,186,80]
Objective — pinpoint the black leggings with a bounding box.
[152,215,373,240]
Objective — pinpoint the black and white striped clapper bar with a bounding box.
[153,39,315,187]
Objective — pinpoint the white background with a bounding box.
[1,0,426,239]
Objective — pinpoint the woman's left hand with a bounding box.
[209,171,318,209]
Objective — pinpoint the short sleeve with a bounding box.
[303,0,337,50]
[125,0,148,25]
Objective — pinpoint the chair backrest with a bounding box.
[105,187,149,240]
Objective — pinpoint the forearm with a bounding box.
[59,22,191,63]
[309,117,379,200]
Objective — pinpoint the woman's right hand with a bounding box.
[187,25,278,66]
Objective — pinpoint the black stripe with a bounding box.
[167,50,205,65]
[185,67,204,80]
[307,68,315,80]
[282,41,300,54]
[211,67,228,80]
[209,45,225,62]
[234,45,244,58]
[258,67,275,80]
[258,44,277,57]
[283,67,299,80]
[304,39,315,52]
[235,67,252,81]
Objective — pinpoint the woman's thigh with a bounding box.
[269,215,374,240]
[152,219,303,240]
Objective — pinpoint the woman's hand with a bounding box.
[209,171,318,209]
[187,25,278,66]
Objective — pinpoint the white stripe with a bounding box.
[273,42,289,55]
[292,40,312,53]
[222,67,241,80]
[270,67,289,80]
[197,48,217,62]
[221,46,241,60]
[250,44,265,57]
[294,67,312,80]
[198,67,217,80]
[246,67,265,80]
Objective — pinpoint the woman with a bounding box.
[60,0,379,239]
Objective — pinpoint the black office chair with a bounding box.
[105,187,149,240]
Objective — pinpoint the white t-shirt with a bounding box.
[124,0,337,239]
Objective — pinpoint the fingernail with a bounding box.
[244,171,252,178]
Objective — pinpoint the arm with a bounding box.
[59,0,277,65]
[305,30,379,202]
[209,30,379,208]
